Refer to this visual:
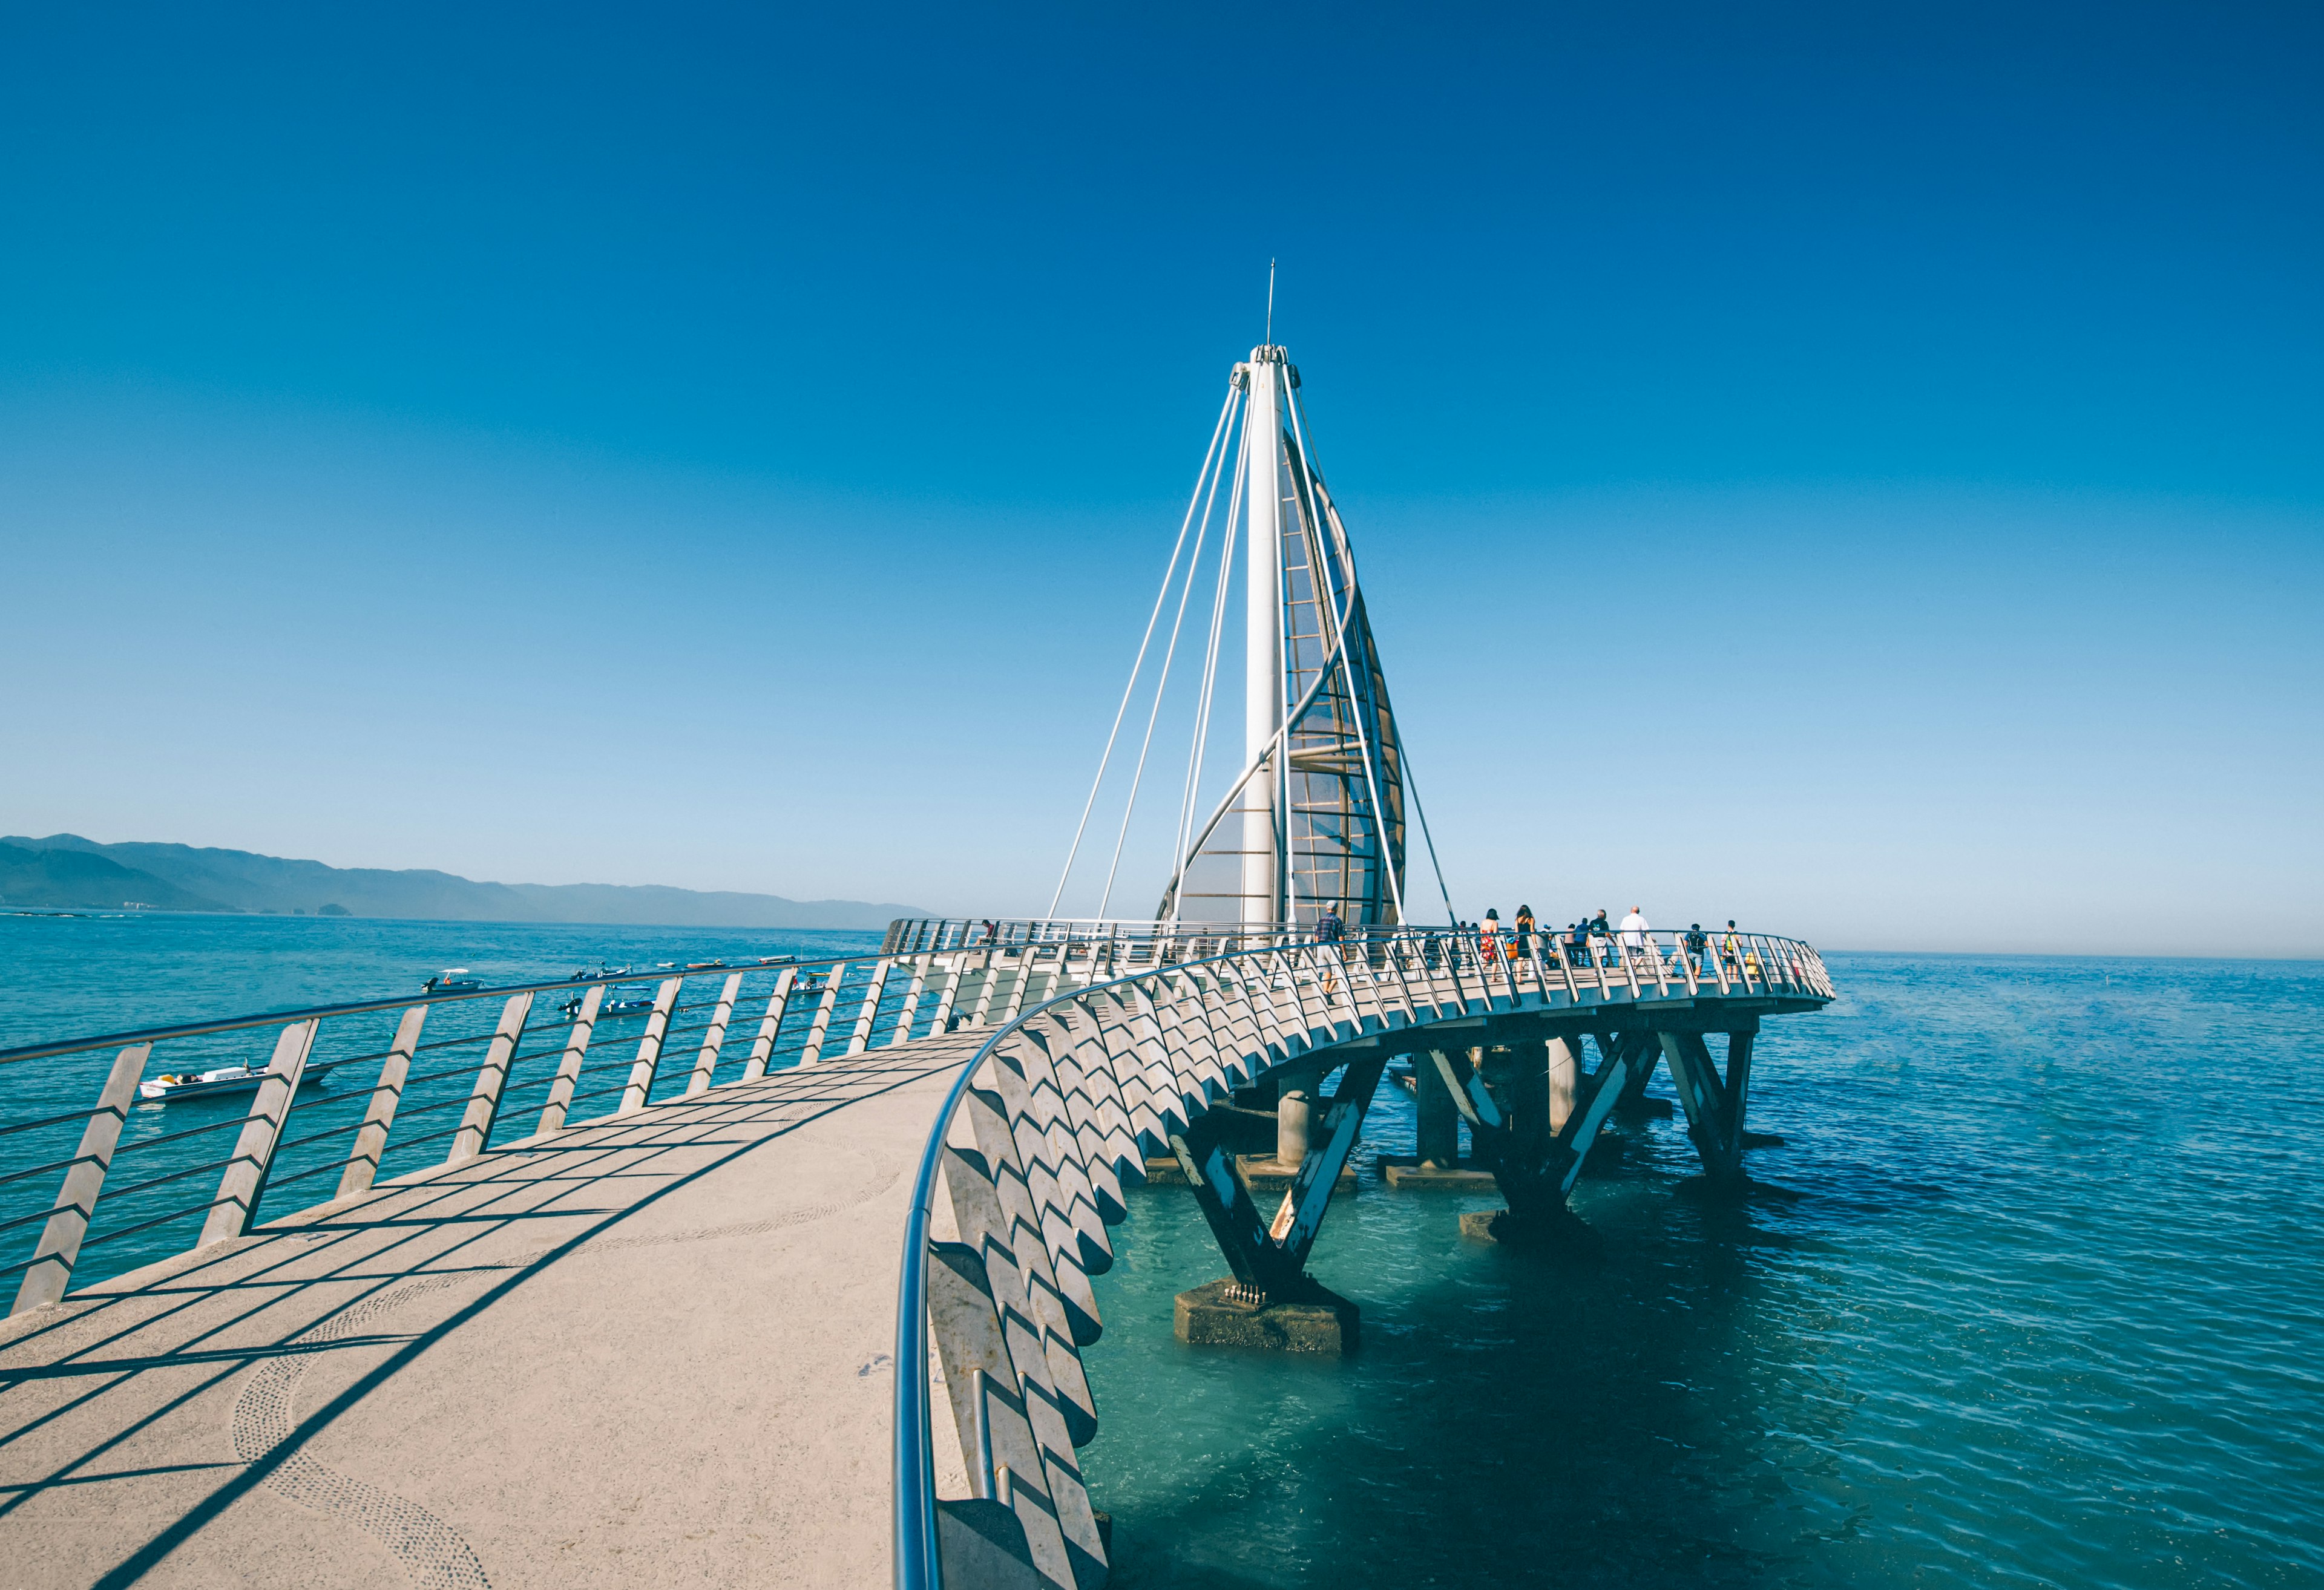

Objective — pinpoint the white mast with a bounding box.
[1240,347,1286,925]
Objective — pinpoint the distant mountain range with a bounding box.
[0,834,928,930]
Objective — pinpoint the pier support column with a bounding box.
[1449,1029,1646,1247]
[1276,1063,1319,1166]
[1172,1053,1386,1355]
[1546,1036,1580,1132]
[1657,1022,1756,1191]
[1612,1029,1670,1119]
[1415,1049,1460,1168]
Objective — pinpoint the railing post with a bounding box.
[199,1019,319,1246]
[535,984,602,1135]
[846,959,893,1056]
[968,947,1001,1026]
[799,965,845,1064]
[618,977,684,1113]
[888,954,932,1047]
[999,946,1036,1024]
[338,1004,428,1197]
[449,992,534,1163]
[740,967,797,1080]
[11,1042,153,1314]
[686,972,744,1094]
[927,961,962,1035]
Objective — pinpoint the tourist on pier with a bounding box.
[1480,908,1501,961]
[1567,918,1592,967]
[1315,906,1344,944]
[1684,923,1709,972]
[1514,904,1535,956]
[1589,909,1612,965]
[1619,906,1650,968]
[1721,920,1742,973]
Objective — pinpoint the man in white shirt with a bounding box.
[1618,906,1650,966]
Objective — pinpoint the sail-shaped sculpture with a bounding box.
[1159,345,1411,928]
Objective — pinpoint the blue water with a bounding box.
[1080,954,2324,1590]
[7,927,2320,1587]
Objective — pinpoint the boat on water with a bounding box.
[139,1062,339,1104]
[422,967,483,993]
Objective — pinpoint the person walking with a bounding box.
[1684,921,1709,973]
[1480,908,1503,965]
[1618,905,1650,970]
[1514,903,1535,957]
[1721,919,1741,975]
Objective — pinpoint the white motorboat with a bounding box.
[138,1062,338,1104]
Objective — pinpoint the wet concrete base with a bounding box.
[1377,1156,1499,1191]
[1458,1207,1606,1256]
[1141,1156,1357,1195]
[1173,1278,1359,1355]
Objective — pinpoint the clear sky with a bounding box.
[3,3,2319,955]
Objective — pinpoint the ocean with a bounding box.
[4,918,2319,1588]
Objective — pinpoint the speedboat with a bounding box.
[139,1063,338,1104]
[422,968,484,994]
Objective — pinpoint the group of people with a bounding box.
[1465,905,1756,977]
[1297,903,1762,983]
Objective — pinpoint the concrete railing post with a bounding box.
[11,1042,153,1314]
[889,955,933,1047]
[338,1004,428,1197]
[799,965,845,1064]
[534,984,602,1136]
[448,993,535,1164]
[687,973,744,1095]
[199,1019,319,1246]
[618,977,684,1113]
[740,967,797,1081]
[846,960,893,1056]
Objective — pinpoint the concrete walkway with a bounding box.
[0,1032,982,1589]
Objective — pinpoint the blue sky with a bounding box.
[2,3,2319,954]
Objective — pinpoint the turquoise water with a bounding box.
[7,926,2320,1587]
[1080,954,2324,1589]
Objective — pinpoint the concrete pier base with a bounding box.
[1377,1155,1498,1191]
[1140,1155,1356,1194]
[1459,1206,1604,1255]
[1173,1278,1359,1354]
[1235,1156,1359,1194]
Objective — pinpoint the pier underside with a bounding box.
[1166,1000,1793,1338]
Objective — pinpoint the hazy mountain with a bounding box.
[0,842,231,913]
[2,835,927,929]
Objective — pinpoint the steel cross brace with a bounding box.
[1431,1032,1655,1225]
[1168,1054,1388,1298]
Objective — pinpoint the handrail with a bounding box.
[888,921,1834,1589]
[0,957,806,1067]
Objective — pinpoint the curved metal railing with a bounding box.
[889,923,1833,1589]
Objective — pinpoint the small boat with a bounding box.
[596,995,660,1017]
[422,968,484,994]
[140,1063,338,1104]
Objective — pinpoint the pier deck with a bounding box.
[0,1032,980,1590]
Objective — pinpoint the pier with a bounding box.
[0,924,1830,1588]
[0,342,1836,1588]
